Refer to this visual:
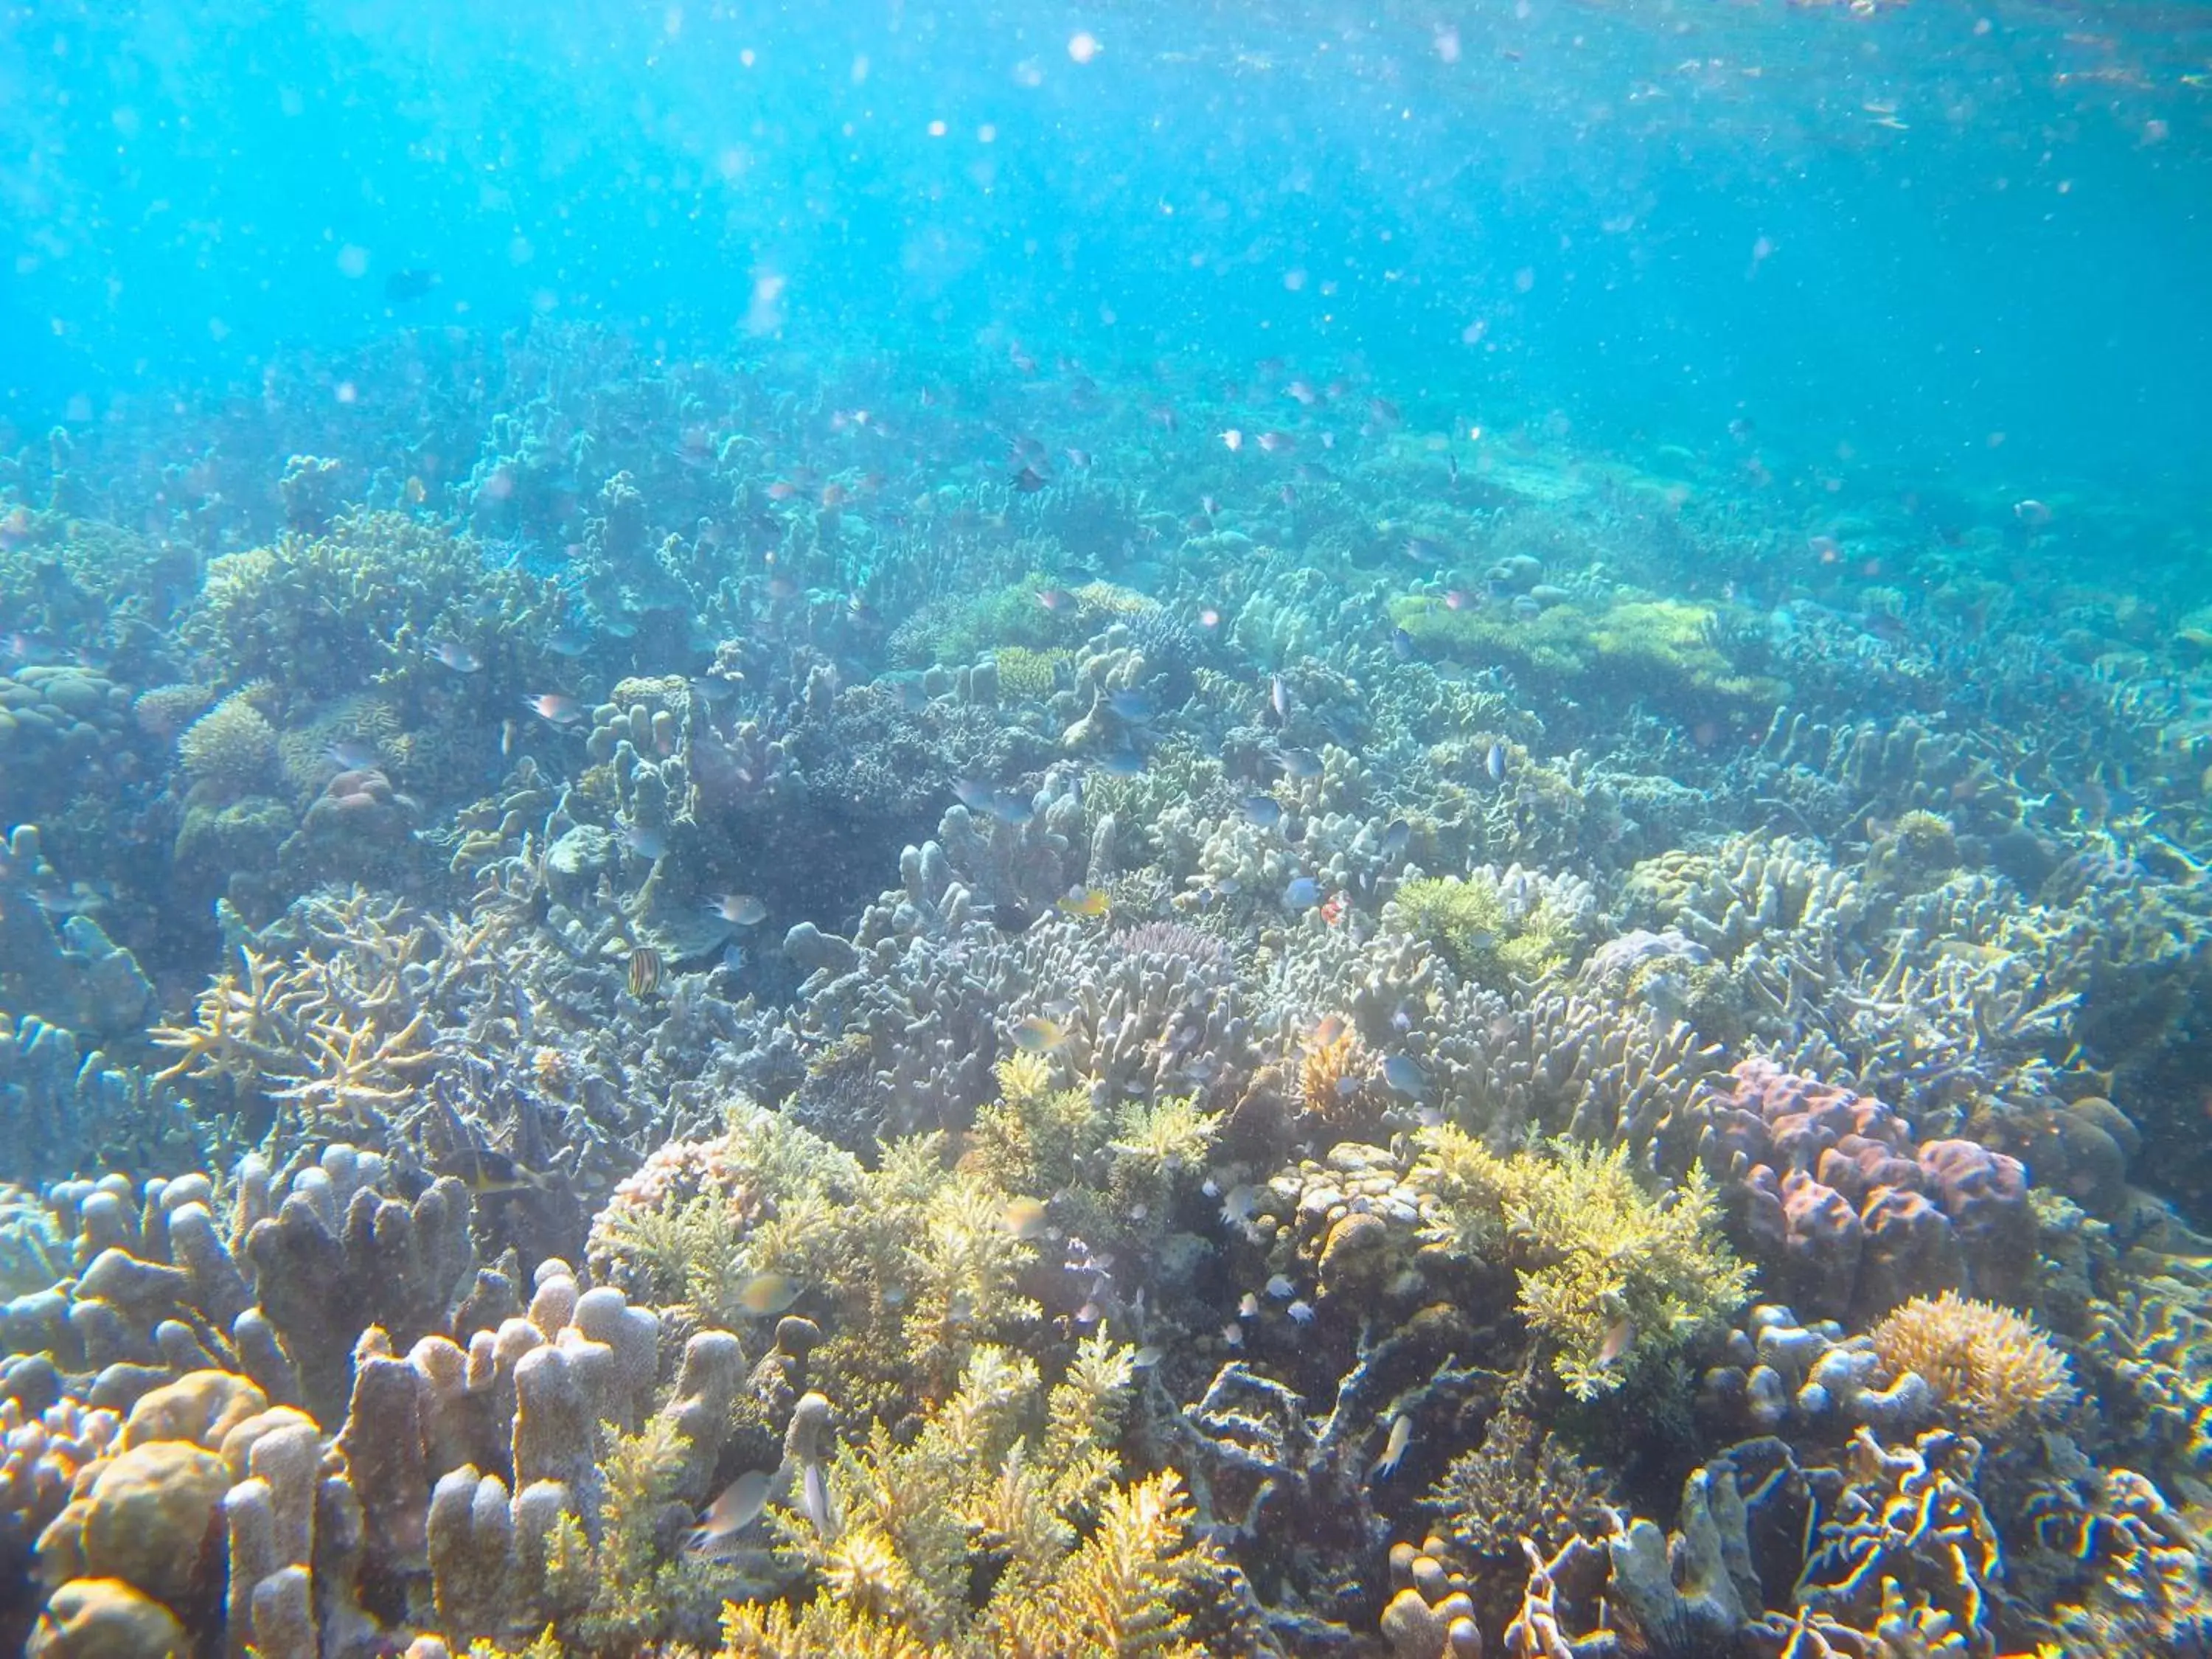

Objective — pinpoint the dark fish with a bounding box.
[1283,877,1323,910]
[1012,465,1048,493]
[627,947,663,999]
[1391,627,1416,662]
[384,267,441,302]
[1382,818,1411,857]
[1243,796,1284,830]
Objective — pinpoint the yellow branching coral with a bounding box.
[718,1336,1212,1659]
[991,645,1073,701]
[970,1054,1102,1197]
[1413,1128,1751,1398]
[1388,873,1575,986]
[1299,1026,1370,1123]
[177,691,278,790]
[1870,1290,2078,1435]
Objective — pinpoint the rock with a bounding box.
[27,1577,189,1659]
[73,1441,230,1607]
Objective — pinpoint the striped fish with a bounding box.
[627,946,662,1000]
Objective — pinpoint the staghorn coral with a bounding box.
[1868,1291,2077,1438]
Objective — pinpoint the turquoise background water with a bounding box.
[3,1,2208,524]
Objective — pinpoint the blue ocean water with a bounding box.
[6,6,2212,1658]
[6,1,2208,513]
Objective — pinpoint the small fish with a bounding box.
[686,1470,773,1554]
[801,1459,830,1534]
[1239,1292,1261,1318]
[1381,1054,1427,1099]
[522,693,584,726]
[384,266,441,302]
[1221,1187,1259,1228]
[1596,1317,1636,1369]
[427,639,482,672]
[1282,877,1323,911]
[1012,1016,1070,1053]
[1003,1197,1050,1239]
[1279,748,1324,780]
[545,627,593,658]
[1391,627,1416,662]
[1222,1324,1245,1348]
[1308,1014,1349,1048]
[1133,1344,1164,1368]
[1372,1414,1413,1479]
[1382,818,1411,857]
[1271,675,1291,722]
[1256,430,1296,454]
[1287,1299,1315,1324]
[624,824,669,860]
[1266,1275,1296,1300]
[2013,498,2053,528]
[1243,796,1284,830]
[1036,588,1074,612]
[954,778,998,812]
[627,947,663,1000]
[736,1272,801,1316]
[1404,535,1446,565]
[1486,742,1507,783]
[1444,588,1473,611]
[707,893,769,926]
[324,738,380,771]
[1107,689,1153,721]
[1057,887,1111,918]
[1096,750,1147,776]
[1064,447,1093,469]
[1012,465,1048,493]
[1221,428,1244,451]
[990,790,1037,827]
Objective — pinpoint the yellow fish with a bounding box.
[1057,886,1110,918]
[1003,1197,1049,1239]
[1011,1016,1069,1054]
[735,1272,800,1315]
[627,947,663,999]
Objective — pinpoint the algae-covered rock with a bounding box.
[27,1577,189,1659]
[72,1440,230,1607]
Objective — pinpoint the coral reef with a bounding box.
[4,316,2211,1659]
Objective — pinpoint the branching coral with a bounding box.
[1414,1129,1751,1398]
[1868,1291,2077,1436]
[717,1337,1217,1658]
[1388,872,1578,987]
